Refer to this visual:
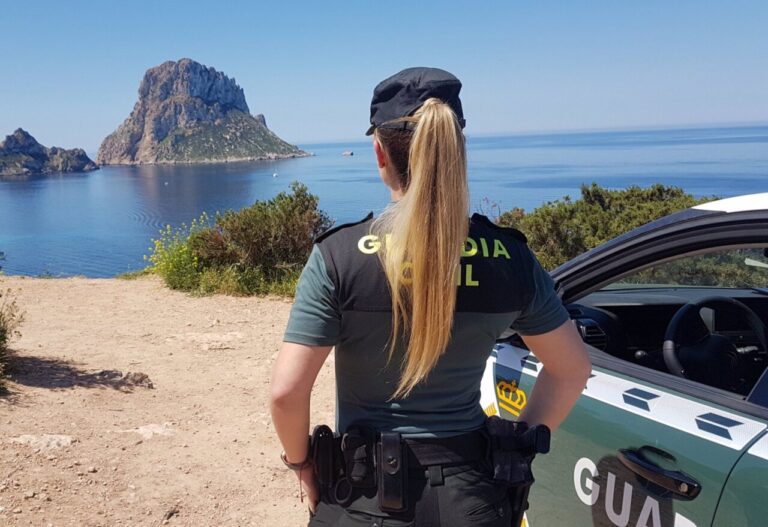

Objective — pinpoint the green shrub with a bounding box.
[0,286,25,390]
[190,181,332,272]
[498,183,713,270]
[265,267,303,297]
[196,266,260,296]
[148,182,332,296]
[146,215,208,291]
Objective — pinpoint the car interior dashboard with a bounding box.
[569,287,768,396]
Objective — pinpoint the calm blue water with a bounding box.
[1,125,767,277]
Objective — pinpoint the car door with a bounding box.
[711,430,768,525]
[482,344,768,527]
[480,209,768,527]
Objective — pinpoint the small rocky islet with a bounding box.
[0,129,98,177]
[97,58,307,165]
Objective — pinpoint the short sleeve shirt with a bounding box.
[284,213,569,437]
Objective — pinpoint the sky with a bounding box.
[2,0,767,151]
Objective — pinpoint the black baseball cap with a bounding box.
[366,67,466,136]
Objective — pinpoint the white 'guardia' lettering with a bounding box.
[573,457,693,527]
[605,472,632,526]
[574,457,599,506]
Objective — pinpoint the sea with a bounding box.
[1,125,767,278]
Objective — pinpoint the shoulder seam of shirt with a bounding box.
[314,212,374,243]
[315,239,340,292]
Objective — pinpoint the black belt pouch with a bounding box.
[376,432,407,512]
[311,425,336,490]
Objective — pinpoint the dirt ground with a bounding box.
[0,276,335,526]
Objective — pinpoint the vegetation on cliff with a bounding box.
[97,58,306,164]
[148,182,714,297]
[0,129,97,177]
[152,111,303,163]
[497,183,712,270]
[494,184,768,290]
[147,182,332,295]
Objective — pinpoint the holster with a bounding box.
[376,431,407,512]
[485,416,550,527]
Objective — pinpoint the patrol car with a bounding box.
[481,193,768,527]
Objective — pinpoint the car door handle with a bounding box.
[618,448,701,500]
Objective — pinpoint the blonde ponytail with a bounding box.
[373,98,469,398]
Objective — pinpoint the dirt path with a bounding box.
[0,276,335,526]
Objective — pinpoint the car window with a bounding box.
[577,245,768,398]
[604,247,768,289]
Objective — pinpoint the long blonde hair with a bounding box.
[372,98,469,398]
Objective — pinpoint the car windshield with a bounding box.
[602,247,768,291]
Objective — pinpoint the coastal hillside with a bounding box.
[0,129,97,177]
[97,59,306,165]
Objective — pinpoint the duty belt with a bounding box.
[310,425,487,512]
[309,419,550,525]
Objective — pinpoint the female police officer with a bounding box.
[270,67,591,526]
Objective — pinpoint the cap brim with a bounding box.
[365,125,375,136]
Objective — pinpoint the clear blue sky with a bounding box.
[2,0,767,151]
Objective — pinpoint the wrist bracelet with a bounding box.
[280,451,312,471]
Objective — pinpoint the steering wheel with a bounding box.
[663,296,768,391]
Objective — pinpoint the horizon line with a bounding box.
[294,119,768,146]
[71,119,768,156]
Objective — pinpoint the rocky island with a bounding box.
[0,129,98,177]
[97,59,306,164]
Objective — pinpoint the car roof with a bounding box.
[694,193,768,213]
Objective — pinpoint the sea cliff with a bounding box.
[97,59,306,164]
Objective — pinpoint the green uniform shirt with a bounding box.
[284,214,569,437]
